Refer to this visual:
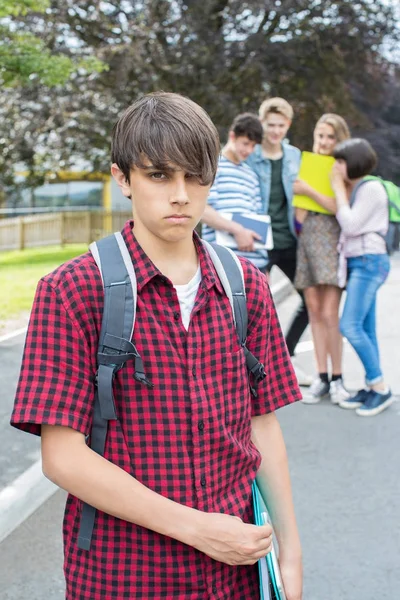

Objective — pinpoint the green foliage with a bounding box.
[0,0,399,188]
[0,0,49,18]
[0,0,106,86]
[0,34,73,86]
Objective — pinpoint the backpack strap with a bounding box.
[202,240,266,397]
[77,232,152,551]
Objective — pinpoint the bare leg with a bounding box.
[320,285,343,375]
[304,286,328,373]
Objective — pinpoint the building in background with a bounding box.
[3,171,129,216]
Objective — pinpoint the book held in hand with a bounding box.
[253,481,287,600]
[215,213,273,250]
[292,151,335,215]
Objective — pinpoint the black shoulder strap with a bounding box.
[77,232,152,551]
[203,241,267,397]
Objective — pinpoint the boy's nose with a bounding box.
[171,179,190,204]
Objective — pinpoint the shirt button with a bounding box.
[200,476,206,487]
[198,420,204,431]
[173,311,180,321]
[192,367,196,377]
[212,586,218,594]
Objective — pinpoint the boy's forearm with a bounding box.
[251,412,302,560]
[202,204,242,235]
[41,425,199,546]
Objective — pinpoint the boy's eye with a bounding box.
[149,172,167,180]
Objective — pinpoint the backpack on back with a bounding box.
[364,176,400,254]
[351,176,400,254]
[77,232,267,551]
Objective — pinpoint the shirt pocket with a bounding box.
[202,349,251,429]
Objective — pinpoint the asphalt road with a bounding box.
[0,334,40,490]
[1,257,400,599]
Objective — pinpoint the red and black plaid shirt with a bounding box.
[11,221,301,599]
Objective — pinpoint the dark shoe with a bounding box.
[339,388,370,410]
[355,389,393,417]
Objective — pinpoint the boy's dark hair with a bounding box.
[230,113,263,144]
[333,138,377,179]
[112,92,220,185]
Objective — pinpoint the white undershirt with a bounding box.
[173,265,202,330]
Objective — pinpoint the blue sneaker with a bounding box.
[355,389,393,417]
[339,388,370,410]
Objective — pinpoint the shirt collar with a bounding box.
[252,144,264,163]
[121,221,224,295]
[253,143,288,163]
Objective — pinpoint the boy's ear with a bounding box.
[111,163,131,198]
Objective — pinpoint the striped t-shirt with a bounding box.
[202,156,268,270]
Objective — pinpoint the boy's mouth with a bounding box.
[165,214,191,222]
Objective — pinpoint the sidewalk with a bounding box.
[285,252,400,395]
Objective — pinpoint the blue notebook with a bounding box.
[252,481,287,600]
[231,213,270,246]
[215,213,273,250]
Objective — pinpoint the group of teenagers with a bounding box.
[202,97,393,417]
[9,91,392,599]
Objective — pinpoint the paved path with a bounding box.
[0,333,40,490]
[1,256,399,599]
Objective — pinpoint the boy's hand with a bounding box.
[191,512,273,565]
[233,225,261,252]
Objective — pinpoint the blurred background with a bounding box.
[1,4,400,599]
[0,0,399,218]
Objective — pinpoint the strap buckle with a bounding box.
[242,344,266,398]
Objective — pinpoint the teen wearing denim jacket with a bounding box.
[246,143,300,237]
[246,98,312,386]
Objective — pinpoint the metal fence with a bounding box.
[0,211,132,251]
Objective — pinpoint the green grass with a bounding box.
[0,245,87,321]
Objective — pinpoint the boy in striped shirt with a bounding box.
[202,113,268,271]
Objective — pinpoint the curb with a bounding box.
[0,278,294,544]
[0,459,57,544]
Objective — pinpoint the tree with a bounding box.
[0,0,106,87]
[0,0,399,195]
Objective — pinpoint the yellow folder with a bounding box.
[292,151,335,215]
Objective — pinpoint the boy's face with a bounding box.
[229,133,257,162]
[111,159,211,244]
[261,113,291,145]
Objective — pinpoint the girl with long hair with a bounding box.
[293,114,351,404]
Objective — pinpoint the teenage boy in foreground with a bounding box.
[246,98,312,387]
[202,112,268,271]
[11,92,303,599]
